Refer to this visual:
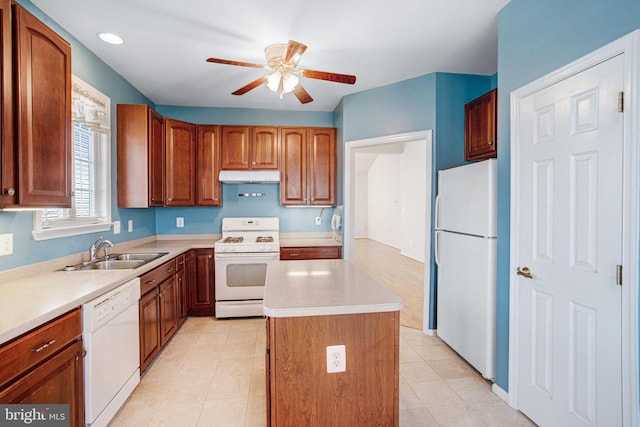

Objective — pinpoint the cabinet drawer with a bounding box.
[280,246,341,260]
[140,259,176,295]
[0,308,81,388]
[175,254,186,273]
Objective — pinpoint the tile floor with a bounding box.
[110,317,535,427]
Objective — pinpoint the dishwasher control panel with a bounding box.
[82,278,141,333]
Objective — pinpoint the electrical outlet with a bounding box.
[326,345,346,373]
[128,220,133,232]
[113,221,121,234]
[315,216,322,225]
[0,233,13,256]
[176,217,184,228]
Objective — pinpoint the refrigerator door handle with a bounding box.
[435,194,442,230]
[434,230,441,266]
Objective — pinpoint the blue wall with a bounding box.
[340,72,495,330]
[495,0,640,392]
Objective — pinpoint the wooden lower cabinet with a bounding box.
[280,246,341,260]
[139,259,178,373]
[188,249,215,316]
[139,288,161,373]
[0,309,84,427]
[266,311,400,426]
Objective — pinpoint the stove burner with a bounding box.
[256,236,274,243]
[223,236,243,243]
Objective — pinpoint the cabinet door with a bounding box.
[221,126,250,169]
[159,276,178,345]
[0,0,13,206]
[14,4,71,207]
[279,127,307,205]
[165,118,196,206]
[196,125,221,206]
[0,339,85,427]
[148,108,165,206]
[188,249,215,316]
[308,128,336,206]
[252,126,279,169]
[465,89,497,161]
[139,289,160,373]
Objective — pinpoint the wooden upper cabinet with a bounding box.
[196,125,221,206]
[280,127,307,205]
[117,104,165,207]
[13,4,72,207]
[0,0,12,206]
[221,125,278,170]
[280,127,336,206]
[464,89,497,161]
[165,118,196,206]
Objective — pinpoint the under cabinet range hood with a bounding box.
[218,170,280,183]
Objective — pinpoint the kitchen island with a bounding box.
[263,259,403,427]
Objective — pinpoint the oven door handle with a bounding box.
[214,252,280,260]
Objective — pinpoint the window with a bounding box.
[32,76,112,240]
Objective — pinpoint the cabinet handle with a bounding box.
[32,339,56,353]
[76,349,87,361]
[208,255,212,259]
[488,141,494,146]
[289,253,300,257]
[167,267,174,273]
[146,279,156,285]
[3,188,15,196]
[67,191,75,196]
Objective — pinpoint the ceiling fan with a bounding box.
[206,40,356,104]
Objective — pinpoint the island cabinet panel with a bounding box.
[280,246,341,260]
[266,311,400,427]
[165,118,196,206]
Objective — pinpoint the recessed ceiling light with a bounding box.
[98,33,124,45]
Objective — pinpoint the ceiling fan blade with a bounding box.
[283,40,307,66]
[298,69,356,85]
[206,57,267,70]
[293,84,313,104]
[232,76,268,95]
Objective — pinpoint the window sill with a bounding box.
[32,222,113,241]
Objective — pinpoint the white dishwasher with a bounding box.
[82,277,141,427]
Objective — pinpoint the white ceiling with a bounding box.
[31,0,510,113]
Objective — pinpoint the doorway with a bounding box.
[344,130,432,332]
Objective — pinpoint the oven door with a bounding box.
[214,252,278,301]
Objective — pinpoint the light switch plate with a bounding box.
[0,233,13,256]
[113,221,121,234]
[127,220,133,232]
[176,217,184,228]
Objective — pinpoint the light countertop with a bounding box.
[263,259,403,318]
[279,233,341,248]
[0,238,214,346]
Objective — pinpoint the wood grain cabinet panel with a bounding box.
[139,287,160,373]
[221,126,278,170]
[117,104,165,207]
[196,125,221,206]
[464,89,497,161]
[0,3,72,207]
[280,246,341,260]
[266,312,400,426]
[165,118,196,206]
[188,249,215,316]
[280,127,336,206]
[0,309,84,427]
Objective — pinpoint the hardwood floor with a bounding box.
[354,238,424,330]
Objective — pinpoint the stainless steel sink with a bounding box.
[61,252,168,271]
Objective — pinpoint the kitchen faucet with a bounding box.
[89,236,114,261]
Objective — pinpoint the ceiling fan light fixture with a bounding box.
[267,71,299,97]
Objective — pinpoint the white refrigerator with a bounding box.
[435,158,497,380]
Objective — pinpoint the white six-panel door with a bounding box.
[513,53,624,426]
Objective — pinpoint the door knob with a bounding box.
[517,266,533,279]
